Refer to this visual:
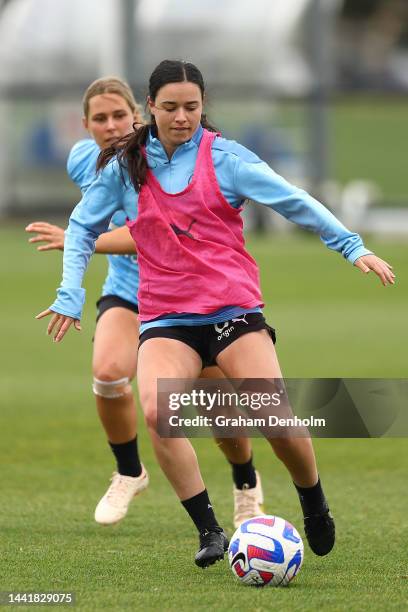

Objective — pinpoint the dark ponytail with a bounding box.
[97,123,150,190]
[97,60,217,192]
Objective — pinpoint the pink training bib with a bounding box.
[127,129,263,321]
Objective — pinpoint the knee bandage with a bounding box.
[92,376,132,399]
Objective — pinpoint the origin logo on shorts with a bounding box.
[214,315,248,341]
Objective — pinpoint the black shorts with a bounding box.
[96,295,139,323]
[138,312,276,368]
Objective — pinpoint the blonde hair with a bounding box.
[82,76,144,123]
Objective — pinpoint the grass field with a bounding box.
[331,98,408,201]
[214,97,408,204]
[1,224,407,611]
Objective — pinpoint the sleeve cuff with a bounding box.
[49,287,86,320]
[346,247,373,265]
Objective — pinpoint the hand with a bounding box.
[354,254,395,286]
[26,222,65,251]
[36,309,81,342]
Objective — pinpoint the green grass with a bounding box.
[331,98,408,201]
[1,225,407,610]
[214,97,408,204]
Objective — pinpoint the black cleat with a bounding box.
[304,509,335,556]
[195,527,229,568]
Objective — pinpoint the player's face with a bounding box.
[148,81,203,158]
[83,93,135,149]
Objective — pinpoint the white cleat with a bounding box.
[233,470,265,528]
[94,466,149,526]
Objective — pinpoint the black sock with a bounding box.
[181,489,220,533]
[109,437,142,477]
[230,455,257,489]
[294,477,328,517]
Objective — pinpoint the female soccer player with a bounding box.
[37,60,394,568]
[30,76,264,531]
[41,76,150,526]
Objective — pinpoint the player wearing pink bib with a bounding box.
[131,130,262,320]
[40,60,395,569]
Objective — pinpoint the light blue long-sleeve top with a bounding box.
[67,139,139,305]
[51,125,371,325]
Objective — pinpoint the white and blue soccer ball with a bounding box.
[228,515,304,587]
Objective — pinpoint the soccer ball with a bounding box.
[228,515,303,587]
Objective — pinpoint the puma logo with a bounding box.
[232,314,249,325]
[170,218,197,239]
